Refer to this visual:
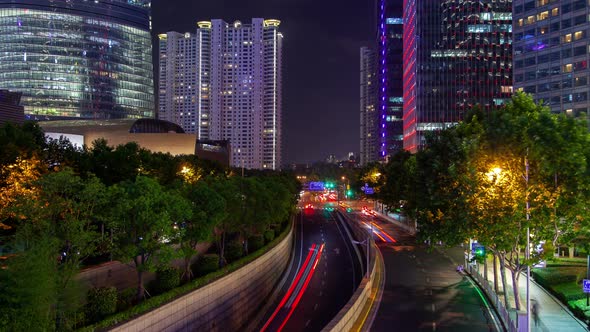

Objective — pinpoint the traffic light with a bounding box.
[474,246,485,258]
[346,189,353,197]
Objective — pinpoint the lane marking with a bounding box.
[432,322,436,331]
[278,243,325,332]
[260,244,316,332]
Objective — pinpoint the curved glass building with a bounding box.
[0,0,154,119]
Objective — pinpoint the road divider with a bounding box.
[320,210,385,331]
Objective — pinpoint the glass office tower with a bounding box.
[0,0,154,119]
[403,0,513,152]
[513,0,590,117]
[379,0,404,159]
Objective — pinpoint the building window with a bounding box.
[563,63,573,73]
[563,34,572,43]
[537,11,549,21]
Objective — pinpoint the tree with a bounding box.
[0,121,46,167]
[107,176,191,301]
[379,151,417,217]
[179,182,226,281]
[11,168,109,328]
[208,176,243,267]
[0,155,44,230]
[0,236,58,331]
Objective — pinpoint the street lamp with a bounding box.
[489,165,531,332]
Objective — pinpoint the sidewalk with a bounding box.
[365,205,587,331]
[464,252,588,332]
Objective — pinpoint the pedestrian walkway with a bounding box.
[444,246,587,332]
[372,209,588,331]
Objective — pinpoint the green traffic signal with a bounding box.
[474,247,485,257]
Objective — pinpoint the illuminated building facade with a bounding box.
[360,47,378,166]
[379,0,404,159]
[403,0,513,152]
[0,0,154,120]
[159,19,283,170]
[513,0,590,117]
[361,0,404,164]
[0,89,24,125]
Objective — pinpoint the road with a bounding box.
[256,195,363,332]
[343,205,502,332]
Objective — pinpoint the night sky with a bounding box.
[151,0,374,164]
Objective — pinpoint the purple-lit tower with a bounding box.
[377,0,404,160]
[403,0,513,152]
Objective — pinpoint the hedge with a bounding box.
[151,267,181,295]
[79,217,293,332]
[192,254,219,277]
[86,287,117,324]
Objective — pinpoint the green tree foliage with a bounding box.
[377,93,590,310]
[7,168,109,329]
[0,121,46,167]
[0,237,58,331]
[179,182,226,281]
[107,176,191,301]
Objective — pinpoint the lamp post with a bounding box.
[489,164,531,331]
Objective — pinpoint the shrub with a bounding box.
[264,230,275,243]
[117,287,136,312]
[553,283,586,302]
[248,235,264,252]
[225,240,244,263]
[193,254,219,277]
[153,266,180,295]
[86,287,117,323]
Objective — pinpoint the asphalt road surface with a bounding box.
[257,201,363,331]
[346,209,502,332]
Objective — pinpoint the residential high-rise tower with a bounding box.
[159,19,283,170]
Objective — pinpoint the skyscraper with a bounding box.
[159,19,283,170]
[360,47,378,166]
[513,0,590,117]
[360,0,404,165]
[378,0,404,159]
[403,0,513,152]
[0,0,154,120]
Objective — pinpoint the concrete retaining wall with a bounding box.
[109,226,293,332]
[321,210,384,331]
[321,247,380,332]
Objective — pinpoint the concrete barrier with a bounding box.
[321,211,384,332]
[109,225,294,332]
